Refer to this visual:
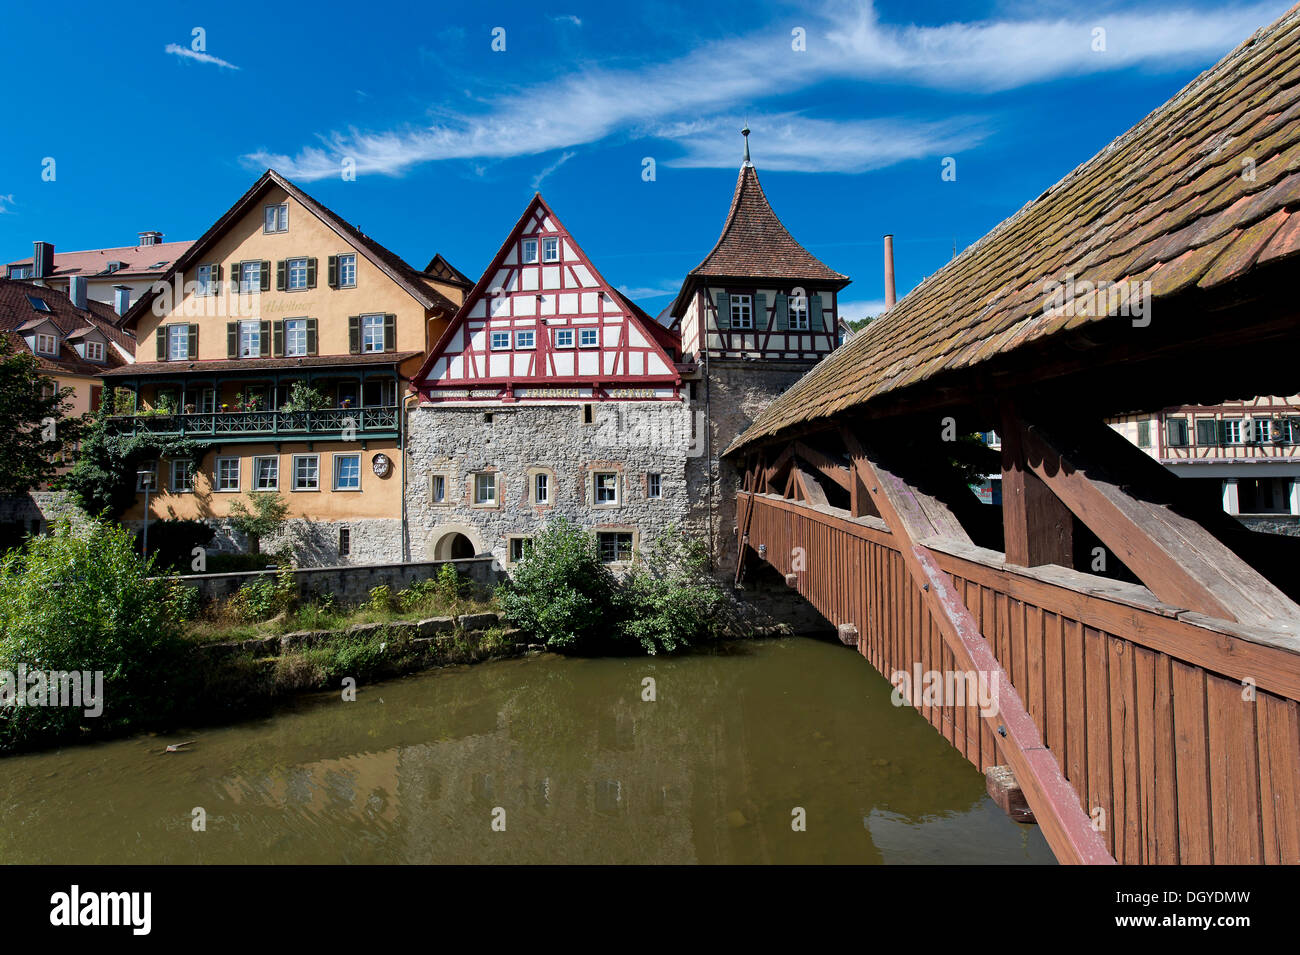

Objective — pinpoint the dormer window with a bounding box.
[105,261,124,273]
[8,266,31,279]
[264,203,288,233]
[85,341,105,362]
[541,237,559,262]
[27,295,51,313]
[35,332,58,356]
[521,238,538,264]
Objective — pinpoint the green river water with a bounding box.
[0,637,1053,864]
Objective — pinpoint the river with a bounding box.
[0,637,1053,864]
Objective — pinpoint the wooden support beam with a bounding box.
[764,444,794,493]
[838,426,879,519]
[858,444,1114,865]
[841,426,972,544]
[793,441,853,492]
[1014,416,1300,632]
[792,462,829,509]
[1000,404,1074,568]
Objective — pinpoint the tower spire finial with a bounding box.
[741,123,752,166]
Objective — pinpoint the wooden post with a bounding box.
[1000,404,1074,568]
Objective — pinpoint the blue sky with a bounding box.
[0,0,1290,320]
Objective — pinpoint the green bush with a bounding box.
[398,564,468,615]
[224,565,297,622]
[498,517,620,651]
[0,521,188,751]
[365,584,395,614]
[206,552,276,574]
[165,579,204,622]
[616,527,726,654]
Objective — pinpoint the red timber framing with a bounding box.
[731,412,1300,865]
[413,194,681,403]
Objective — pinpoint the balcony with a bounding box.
[106,406,400,441]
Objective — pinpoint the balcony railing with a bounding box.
[107,406,400,438]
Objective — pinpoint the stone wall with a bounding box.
[1238,514,1300,537]
[404,402,695,567]
[171,556,500,605]
[687,359,818,579]
[139,516,408,566]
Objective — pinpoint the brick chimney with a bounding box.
[33,241,55,279]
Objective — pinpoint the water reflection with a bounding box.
[0,638,1053,864]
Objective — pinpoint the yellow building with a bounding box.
[106,170,468,564]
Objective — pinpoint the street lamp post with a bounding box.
[137,471,154,559]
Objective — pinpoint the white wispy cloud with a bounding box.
[0,194,15,214]
[837,299,890,320]
[618,282,681,299]
[244,1,1285,180]
[531,150,577,189]
[551,14,583,27]
[165,43,240,70]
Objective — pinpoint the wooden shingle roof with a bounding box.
[728,4,1300,455]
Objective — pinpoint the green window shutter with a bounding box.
[383,314,396,351]
[306,258,317,289]
[187,324,198,359]
[260,261,271,292]
[809,293,828,331]
[213,263,222,294]
[327,255,338,288]
[272,320,284,358]
[306,318,318,356]
[348,315,360,354]
[774,292,788,331]
[276,260,286,291]
[1196,419,1218,446]
[715,291,730,329]
[156,326,167,361]
[232,262,242,291]
[754,293,768,329]
[227,322,239,359]
[259,320,271,357]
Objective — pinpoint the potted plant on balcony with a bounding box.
[279,382,330,430]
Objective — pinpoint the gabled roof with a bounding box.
[413,193,681,387]
[0,279,134,377]
[669,162,849,318]
[6,240,192,279]
[728,4,1300,455]
[120,170,459,328]
[422,253,474,288]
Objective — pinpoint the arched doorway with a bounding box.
[445,533,475,560]
[430,528,482,560]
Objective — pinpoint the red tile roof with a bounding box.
[0,279,135,377]
[728,4,1300,455]
[6,241,192,279]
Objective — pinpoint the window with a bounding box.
[215,457,240,492]
[598,532,633,564]
[542,237,559,262]
[136,461,157,491]
[582,404,594,425]
[1222,419,1243,444]
[521,238,538,264]
[198,388,216,413]
[196,263,216,295]
[338,527,351,557]
[491,330,511,350]
[27,295,52,313]
[361,314,385,353]
[293,454,320,491]
[429,473,446,504]
[1195,418,1219,447]
[730,293,753,329]
[647,473,662,499]
[168,324,189,361]
[253,456,279,491]
[516,330,535,349]
[287,257,308,290]
[509,537,534,563]
[240,261,262,293]
[284,318,307,357]
[334,453,361,490]
[337,253,356,288]
[1165,417,1189,448]
[240,321,261,358]
[264,203,288,233]
[84,340,104,362]
[594,471,619,505]
[554,328,574,348]
[788,295,809,330]
[171,460,194,493]
[579,328,598,348]
[35,332,57,355]
[1255,418,1272,443]
[533,472,550,505]
[8,266,31,279]
[474,472,497,505]
[1136,419,1151,448]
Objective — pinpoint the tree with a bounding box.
[228,492,290,555]
[0,335,77,493]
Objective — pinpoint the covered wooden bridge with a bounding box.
[727,6,1300,865]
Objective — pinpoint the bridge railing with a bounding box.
[738,491,1300,864]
